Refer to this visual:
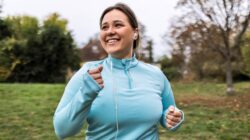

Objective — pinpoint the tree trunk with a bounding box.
[225,56,234,95]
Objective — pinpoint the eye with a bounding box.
[101,25,108,31]
[115,23,123,28]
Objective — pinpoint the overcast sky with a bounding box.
[2,0,179,59]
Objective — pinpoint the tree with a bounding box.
[0,16,38,82]
[137,22,154,63]
[169,0,250,95]
[145,40,154,63]
[0,20,12,81]
[0,0,11,40]
[1,13,80,82]
[27,13,80,82]
[0,1,11,81]
[0,19,11,40]
[241,31,250,77]
[159,55,182,80]
[168,22,227,81]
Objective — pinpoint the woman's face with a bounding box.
[100,9,137,59]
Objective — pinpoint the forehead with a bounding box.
[101,9,129,24]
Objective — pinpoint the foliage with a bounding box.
[0,17,12,81]
[0,82,249,139]
[144,39,154,63]
[0,14,80,83]
[137,22,154,63]
[0,18,11,40]
[241,31,250,77]
[159,55,182,80]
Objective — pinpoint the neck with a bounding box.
[107,53,138,69]
[111,52,133,59]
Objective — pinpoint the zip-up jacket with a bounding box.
[53,55,184,140]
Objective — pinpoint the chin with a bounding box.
[105,47,120,54]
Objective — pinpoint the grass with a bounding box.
[0,82,249,140]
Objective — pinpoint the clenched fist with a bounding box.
[166,105,182,129]
[88,65,104,88]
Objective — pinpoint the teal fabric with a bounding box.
[53,55,184,140]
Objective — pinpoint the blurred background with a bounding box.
[0,0,249,140]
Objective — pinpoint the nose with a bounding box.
[107,27,116,35]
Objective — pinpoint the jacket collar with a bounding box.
[107,54,138,70]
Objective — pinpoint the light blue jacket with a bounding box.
[53,55,184,140]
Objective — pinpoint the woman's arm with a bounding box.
[160,77,184,131]
[53,63,102,139]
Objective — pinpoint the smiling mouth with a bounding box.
[106,38,120,45]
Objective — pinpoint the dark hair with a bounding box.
[99,3,140,49]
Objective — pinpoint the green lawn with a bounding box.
[0,82,249,140]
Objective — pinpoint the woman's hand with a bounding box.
[166,105,182,129]
[88,65,104,88]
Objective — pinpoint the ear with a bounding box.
[133,33,137,39]
[133,28,139,40]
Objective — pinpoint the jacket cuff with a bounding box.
[83,72,102,94]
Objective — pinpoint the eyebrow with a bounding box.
[101,20,124,26]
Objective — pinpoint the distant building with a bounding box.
[79,39,107,62]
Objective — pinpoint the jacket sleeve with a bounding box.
[160,76,184,131]
[53,63,102,139]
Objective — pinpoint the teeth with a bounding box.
[107,39,118,43]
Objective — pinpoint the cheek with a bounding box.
[124,34,134,45]
[123,31,134,42]
[99,33,106,44]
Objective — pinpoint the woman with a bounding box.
[53,3,184,140]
